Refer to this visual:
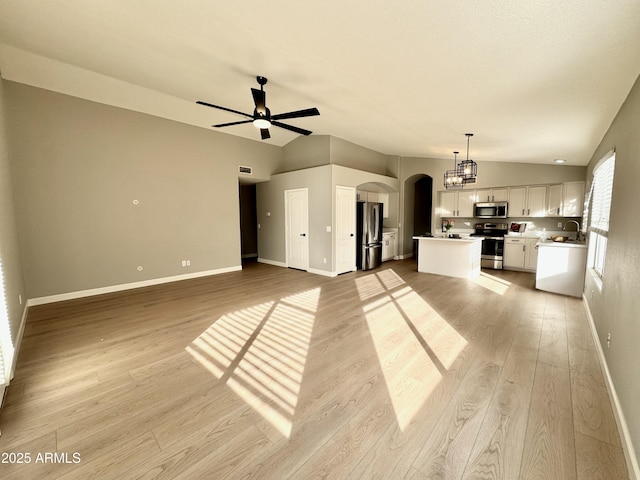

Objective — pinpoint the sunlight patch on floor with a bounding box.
[186,287,320,438]
[471,271,512,295]
[362,270,467,431]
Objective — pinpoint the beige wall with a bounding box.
[329,136,393,176]
[584,74,640,465]
[256,165,333,272]
[280,135,330,173]
[0,78,26,345]
[4,81,283,299]
[257,164,399,274]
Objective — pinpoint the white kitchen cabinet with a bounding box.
[525,238,538,269]
[491,188,509,202]
[440,190,476,217]
[561,181,585,217]
[458,190,476,216]
[382,231,397,261]
[546,182,585,217]
[378,192,389,218]
[508,187,527,217]
[504,237,526,269]
[536,241,587,297]
[366,192,379,202]
[527,186,547,217]
[504,237,537,271]
[508,186,547,217]
[547,184,563,217]
[476,188,508,203]
[440,191,457,217]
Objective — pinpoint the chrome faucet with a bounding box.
[564,220,582,241]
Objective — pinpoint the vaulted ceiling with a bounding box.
[1,1,639,165]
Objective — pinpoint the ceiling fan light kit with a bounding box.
[197,76,319,140]
[444,133,478,189]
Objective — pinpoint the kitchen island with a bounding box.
[412,235,484,279]
[535,239,587,297]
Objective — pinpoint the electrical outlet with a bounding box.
[557,222,563,228]
[181,260,187,267]
[19,294,22,305]
[186,260,190,266]
[607,332,611,348]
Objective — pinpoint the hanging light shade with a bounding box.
[444,151,464,189]
[458,133,478,184]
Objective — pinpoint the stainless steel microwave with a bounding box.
[474,202,508,219]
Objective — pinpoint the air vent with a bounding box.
[238,166,253,175]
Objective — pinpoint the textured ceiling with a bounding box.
[1,1,639,165]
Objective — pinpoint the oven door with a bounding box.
[481,237,504,269]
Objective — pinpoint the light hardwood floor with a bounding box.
[0,259,629,479]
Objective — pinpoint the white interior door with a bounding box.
[335,186,356,274]
[285,188,309,270]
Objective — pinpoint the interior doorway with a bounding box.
[239,182,258,266]
[413,176,433,236]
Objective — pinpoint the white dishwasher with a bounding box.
[535,240,588,297]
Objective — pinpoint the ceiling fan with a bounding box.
[197,76,320,140]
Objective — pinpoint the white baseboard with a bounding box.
[397,252,414,260]
[307,268,338,277]
[9,304,28,382]
[257,258,287,268]
[27,266,242,307]
[582,295,639,480]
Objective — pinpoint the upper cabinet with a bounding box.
[561,181,585,217]
[439,181,585,219]
[378,192,390,218]
[547,184,563,216]
[476,188,508,203]
[508,186,547,217]
[546,181,585,217]
[440,190,476,217]
[357,190,391,218]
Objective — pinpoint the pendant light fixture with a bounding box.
[444,151,464,189]
[458,133,478,184]
[443,133,479,189]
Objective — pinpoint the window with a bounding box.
[586,151,615,278]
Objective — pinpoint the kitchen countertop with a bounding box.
[537,239,587,248]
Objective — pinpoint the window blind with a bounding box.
[589,151,615,234]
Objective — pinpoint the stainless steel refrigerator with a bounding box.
[356,201,383,270]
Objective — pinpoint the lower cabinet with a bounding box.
[504,237,538,271]
[382,232,397,261]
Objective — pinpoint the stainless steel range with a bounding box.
[470,223,509,269]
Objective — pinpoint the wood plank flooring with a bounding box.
[0,259,629,479]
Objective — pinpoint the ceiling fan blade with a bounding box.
[271,120,313,136]
[260,128,271,140]
[271,107,320,121]
[196,101,252,119]
[251,88,266,114]
[212,119,253,128]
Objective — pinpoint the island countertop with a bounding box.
[412,235,483,243]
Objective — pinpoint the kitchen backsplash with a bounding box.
[442,216,584,238]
